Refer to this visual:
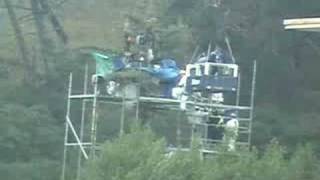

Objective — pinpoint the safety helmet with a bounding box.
[230,112,237,117]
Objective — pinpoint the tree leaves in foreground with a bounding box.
[84,129,320,180]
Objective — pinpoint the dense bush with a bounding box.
[85,129,320,180]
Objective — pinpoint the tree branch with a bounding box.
[3,0,32,81]
[39,0,68,44]
[0,5,32,11]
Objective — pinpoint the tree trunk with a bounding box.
[4,0,32,80]
[30,0,50,75]
[39,0,68,44]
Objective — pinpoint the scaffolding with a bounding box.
[60,60,257,180]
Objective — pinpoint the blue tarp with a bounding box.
[142,59,180,82]
[113,56,126,71]
[140,59,181,98]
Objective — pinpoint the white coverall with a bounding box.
[224,117,239,151]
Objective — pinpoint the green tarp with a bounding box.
[92,52,114,78]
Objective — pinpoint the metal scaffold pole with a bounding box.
[120,91,126,137]
[176,111,182,148]
[61,73,73,180]
[191,124,196,148]
[90,74,99,157]
[202,43,212,150]
[135,86,140,124]
[248,61,257,146]
[76,63,89,180]
[135,64,142,124]
[207,43,212,61]
[236,72,241,106]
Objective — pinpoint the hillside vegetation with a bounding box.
[1,0,320,179]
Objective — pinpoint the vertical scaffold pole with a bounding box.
[248,61,257,146]
[204,94,213,150]
[90,74,99,157]
[176,111,182,148]
[76,63,88,180]
[135,64,141,124]
[135,85,140,124]
[61,73,73,180]
[120,90,126,137]
[236,72,241,106]
[207,43,212,60]
[191,124,196,148]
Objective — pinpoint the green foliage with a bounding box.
[84,128,203,180]
[0,103,62,161]
[286,145,319,180]
[0,102,62,180]
[84,128,166,180]
[85,130,320,180]
[0,160,60,180]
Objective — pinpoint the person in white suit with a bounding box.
[223,112,239,151]
[172,70,188,110]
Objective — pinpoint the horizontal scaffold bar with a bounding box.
[69,94,252,111]
[200,139,250,145]
[167,146,248,154]
[65,142,92,146]
[194,123,250,130]
[166,147,218,154]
